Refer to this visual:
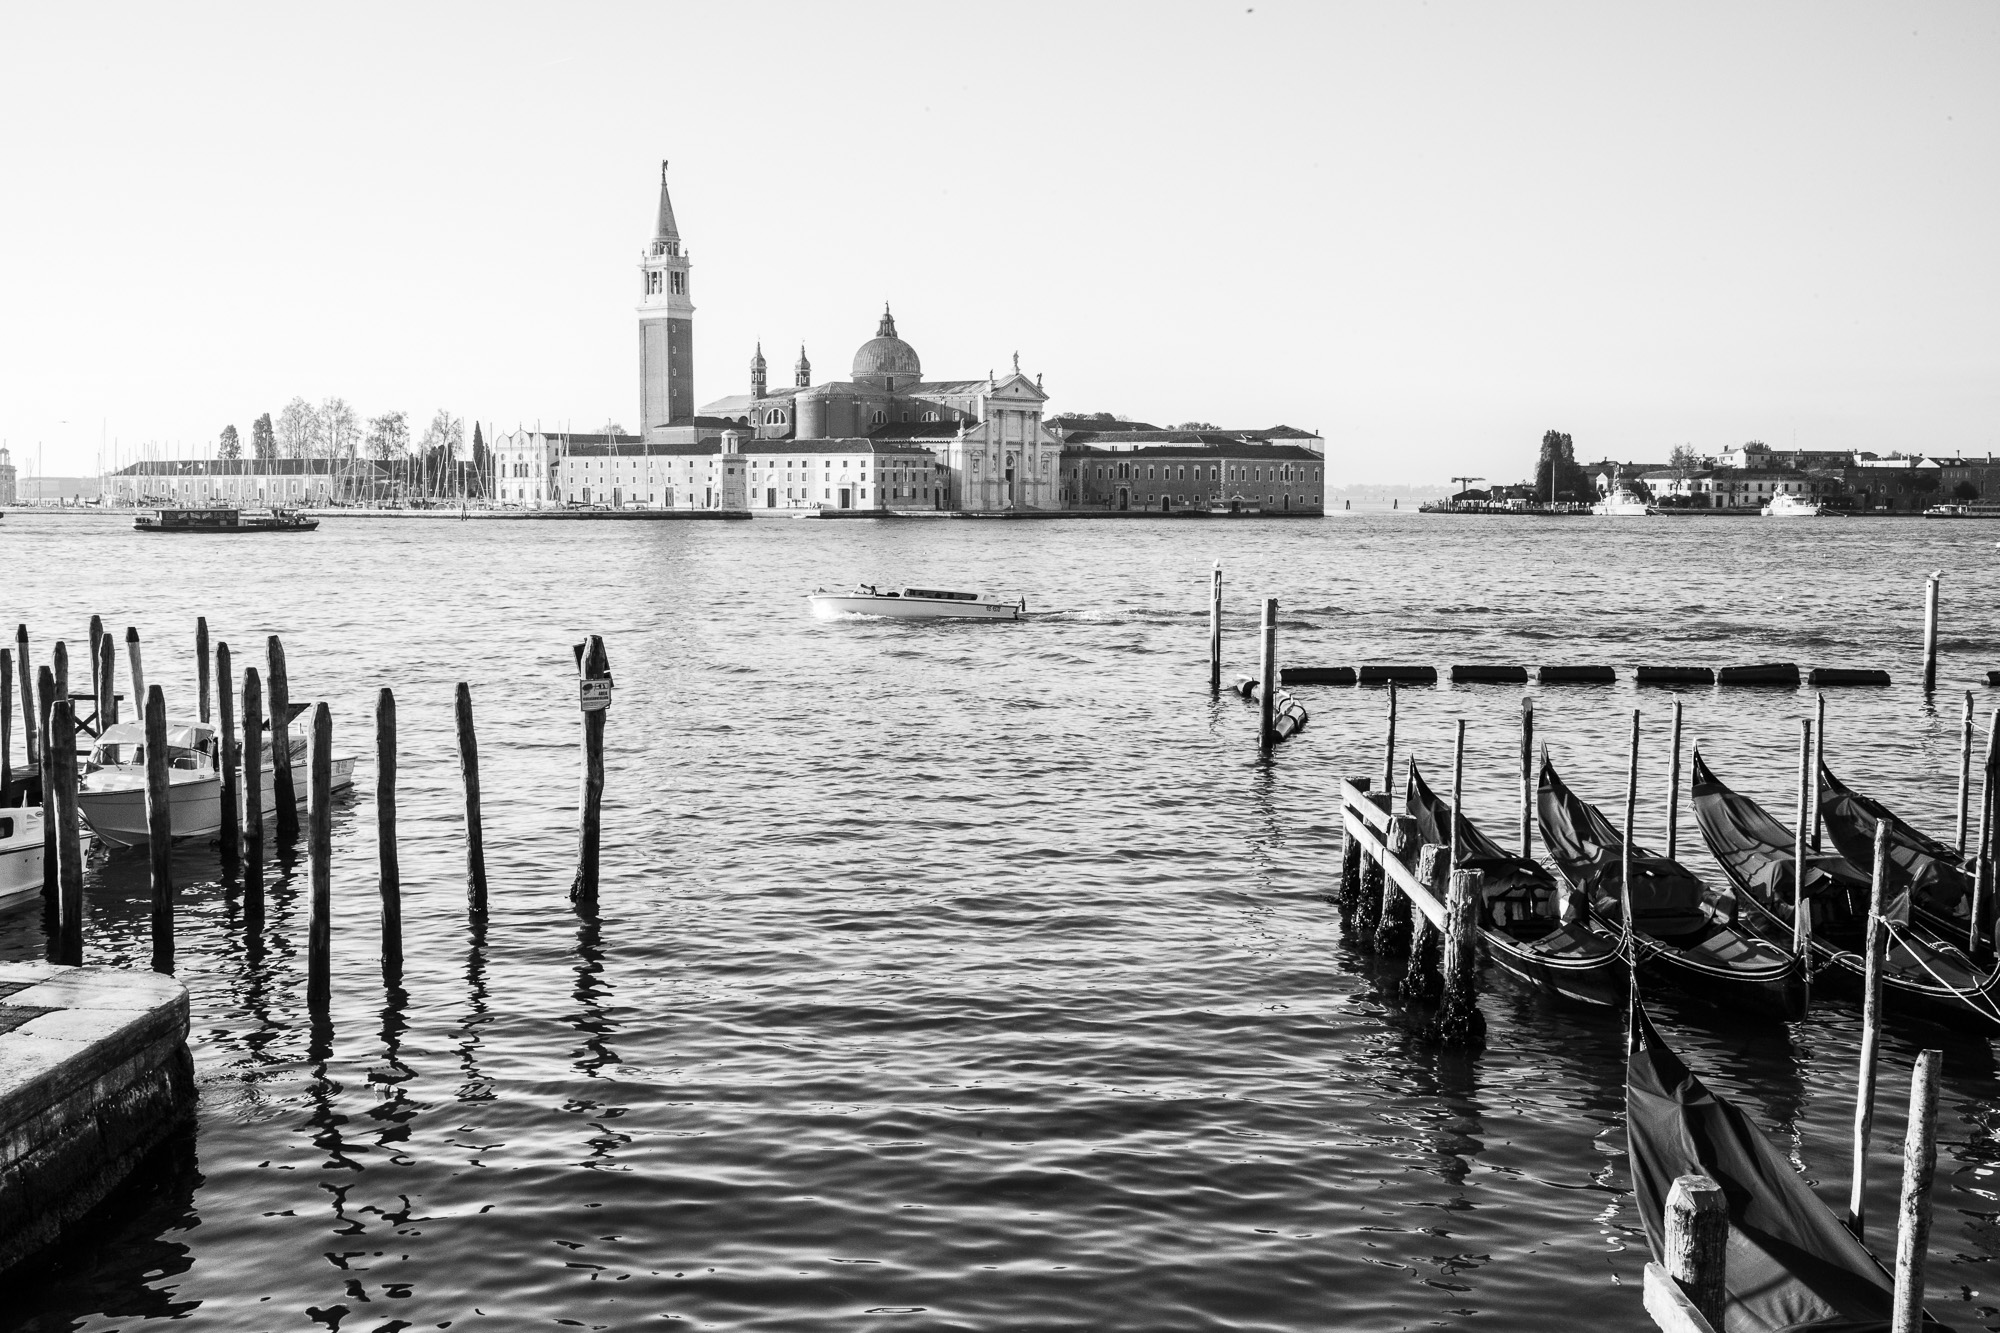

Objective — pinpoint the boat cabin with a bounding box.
[137,508,243,530]
[87,721,219,773]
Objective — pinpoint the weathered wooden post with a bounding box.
[1382,680,1399,794]
[125,626,146,719]
[1622,709,1640,938]
[1449,718,1466,872]
[1208,561,1222,696]
[1813,691,1827,851]
[1921,571,1941,694]
[1430,867,1485,1047]
[1357,806,1387,947]
[1666,698,1685,860]
[37,668,57,907]
[52,640,68,705]
[1794,718,1813,959]
[306,702,333,1010]
[1401,844,1447,1002]
[267,636,297,843]
[216,642,240,880]
[1257,598,1278,754]
[241,668,265,925]
[196,616,211,725]
[88,615,103,717]
[49,701,84,967]
[1849,819,1891,1237]
[1890,1048,1943,1333]
[1377,814,1418,958]
[144,685,174,973]
[1337,777,1372,914]
[1519,698,1534,858]
[1979,711,1998,956]
[377,687,402,977]
[97,631,116,727]
[1661,1174,1728,1328]
[571,635,612,906]
[16,624,35,765]
[1,647,11,791]
[456,682,488,915]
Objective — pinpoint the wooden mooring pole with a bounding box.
[241,668,265,926]
[196,616,211,725]
[1,647,11,792]
[1666,699,1684,861]
[268,636,297,843]
[1890,1049,1943,1333]
[37,668,57,907]
[97,631,116,728]
[87,615,102,717]
[1400,844,1446,1003]
[572,635,612,907]
[1622,710,1640,936]
[1336,777,1372,914]
[1649,1174,1727,1331]
[1257,598,1278,755]
[216,642,240,880]
[1376,814,1417,958]
[144,685,173,973]
[1956,691,1974,856]
[306,702,332,1009]
[1208,561,1222,696]
[52,640,68,705]
[1978,711,1998,956]
[1813,691,1826,851]
[1793,718,1813,959]
[1921,572,1941,694]
[1519,698,1533,859]
[377,688,402,977]
[456,682,488,915]
[1357,801,1388,946]
[50,701,83,967]
[1849,819,1891,1237]
[1449,718,1465,873]
[16,625,35,765]
[1429,867,1485,1047]
[125,626,145,719]
[1382,680,1398,794]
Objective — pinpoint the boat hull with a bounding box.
[1484,923,1629,1005]
[0,807,44,909]
[808,595,1020,621]
[78,776,224,847]
[1632,932,1810,1020]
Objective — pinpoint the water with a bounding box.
[2,511,1998,1331]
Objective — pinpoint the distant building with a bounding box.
[0,447,14,505]
[103,458,396,507]
[1061,440,1326,513]
[1651,467,1827,509]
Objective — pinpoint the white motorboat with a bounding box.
[0,804,43,909]
[808,584,1025,621]
[1590,488,1654,516]
[1761,493,1823,517]
[77,721,225,847]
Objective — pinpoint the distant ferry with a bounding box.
[134,506,319,533]
[808,585,1024,621]
[1760,493,1824,518]
[1923,502,2000,519]
[1590,488,1654,517]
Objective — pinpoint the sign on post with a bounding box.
[579,678,613,712]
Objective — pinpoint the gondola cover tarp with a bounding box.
[1627,1001,1943,1331]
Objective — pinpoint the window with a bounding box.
[872,411,886,425]
[764,409,788,426]
[924,411,939,422]
[670,272,685,295]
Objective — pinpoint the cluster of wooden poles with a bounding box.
[1206,565,1309,751]
[2,619,617,1009]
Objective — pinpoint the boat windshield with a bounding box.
[89,743,208,772]
[901,588,979,601]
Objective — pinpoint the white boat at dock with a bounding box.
[0,803,43,909]
[75,714,356,848]
[1760,493,1824,517]
[808,585,1025,621]
[1590,488,1655,516]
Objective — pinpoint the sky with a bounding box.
[1,1,1995,484]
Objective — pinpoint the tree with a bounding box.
[320,397,360,460]
[599,420,626,437]
[366,410,409,462]
[1533,430,1593,503]
[251,413,276,461]
[1953,479,1980,502]
[218,424,241,460]
[1175,421,1218,430]
[1668,443,1701,481]
[276,397,319,459]
[417,409,462,460]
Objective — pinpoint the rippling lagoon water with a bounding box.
[3,510,1999,1331]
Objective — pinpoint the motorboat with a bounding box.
[1590,488,1654,516]
[134,506,319,533]
[1924,502,2000,519]
[0,802,43,909]
[77,721,225,847]
[75,709,356,848]
[1760,492,1823,517]
[808,585,1025,621]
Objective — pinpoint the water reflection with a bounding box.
[567,907,628,1168]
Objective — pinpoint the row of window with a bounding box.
[1073,462,1321,483]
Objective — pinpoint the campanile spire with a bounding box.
[638,159,694,439]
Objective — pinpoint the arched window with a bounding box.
[872,410,886,426]
[764,409,788,426]
[924,411,939,422]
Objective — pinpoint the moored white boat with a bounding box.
[0,804,44,909]
[1760,492,1823,517]
[1590,488,1654,516]
[808,585,1024,621]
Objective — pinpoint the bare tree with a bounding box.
[366,410,409,462]
[276,397,319,459]
[320,397,361,460]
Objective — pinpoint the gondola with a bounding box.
[1539,753,1808,1019]
[1818,761,1980,952]
[1405,761,1626,1005]
[1691,752,2000,1032]
[1626,991,1948,1330]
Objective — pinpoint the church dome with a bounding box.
[852,305,921,382]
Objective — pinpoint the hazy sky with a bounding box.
[2,2,1994,482]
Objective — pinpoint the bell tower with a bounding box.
[638,160,694,441]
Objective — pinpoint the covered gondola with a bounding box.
[1818,761,1980,952]
[1627,992,1948,1330]
[1539,753,1808,1019]
[1406,761,1625,1006]
[1692,751,2000,1032]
